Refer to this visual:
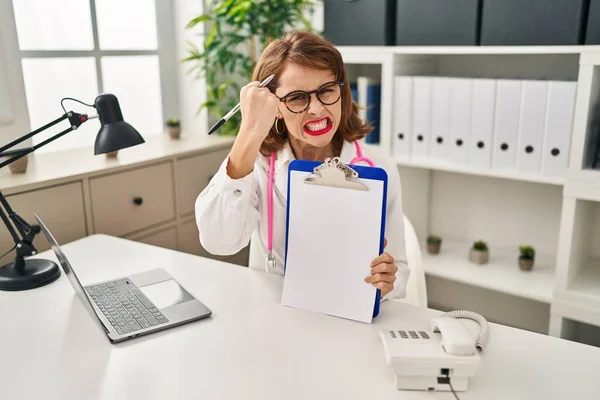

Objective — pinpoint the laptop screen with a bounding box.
[34,214,109,332]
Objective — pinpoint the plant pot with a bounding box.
[469,248,489,265]
[427,242,441,255]
[105,151,119,158]
[8,155,28,174]
[519,258,534,271]
[167,126,181,139]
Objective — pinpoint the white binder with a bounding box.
[492,80,522,171]
[517,80,548,174]
[393,76,413,159]
[429,77,451,162]
[469,79,496,169]
[411,77,432,161]
[449,78,473,165]
[541,81,577,177]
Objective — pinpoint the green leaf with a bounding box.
[185,14,212,28]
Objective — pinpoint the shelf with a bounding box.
[395,157,565,186]
[422,239,556,303]
[565,181,600,202]
[554,262,600,322]
[337,45,600,57]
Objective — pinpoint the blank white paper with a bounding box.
[281,169,384,323]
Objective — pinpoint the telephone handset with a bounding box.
[432,310,489,354]
[377,310,489,393]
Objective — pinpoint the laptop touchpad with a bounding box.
[139,279,193,309]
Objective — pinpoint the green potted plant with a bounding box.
[426,235,442,255]
[469,240,489,265]
[518,245,535,271]
[183,0,318,136]
[166,118,181,139]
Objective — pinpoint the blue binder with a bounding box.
[282,157,388,321]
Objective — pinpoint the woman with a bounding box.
[195,31,409,300]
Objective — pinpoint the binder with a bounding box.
[411,77,432,161]
[541,81,577,177]
[517,80,548,174]
[357,77,382,144]
[429,77,451,162]
[492,80,522,171]
[469,79,496,169]
[449,78,473,165]
[282,157,387,323]
[393,76,412,159]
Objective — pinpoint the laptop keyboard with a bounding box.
[86,279,169,335]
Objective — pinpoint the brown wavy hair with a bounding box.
[252,31,373,157]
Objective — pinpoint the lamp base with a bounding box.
[0,258,61,291]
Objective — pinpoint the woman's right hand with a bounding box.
[238,81,281,143]
[227,81,280,179]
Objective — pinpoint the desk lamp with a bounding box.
[0,94,145,291]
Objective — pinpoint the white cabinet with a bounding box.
[0,182,87,253]
[176,149,229,217]
[90,161,176,236]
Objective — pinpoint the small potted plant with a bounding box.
[426,235,442,255]
[166,118,181,139]
[6,154,28,173]
[518,245,535,271]
[469,240,489,265]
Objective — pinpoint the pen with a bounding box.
[207,74,276,135]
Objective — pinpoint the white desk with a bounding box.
[1,235,599,400]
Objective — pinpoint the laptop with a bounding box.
[34,214,212,343]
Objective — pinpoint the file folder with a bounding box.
[282,157,387,323]
[393,76,413,159]
[469,79,496,169]
[411,77,432,161]
[492,80,522,171]
[449,78,473,165]
[541,81,577,177]
[429,77,451,162]
[517,80,548,174]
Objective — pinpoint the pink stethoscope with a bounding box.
[266,140,375,272]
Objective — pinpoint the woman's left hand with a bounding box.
[364,238,398,298]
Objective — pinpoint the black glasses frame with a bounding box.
[275,81,345,114]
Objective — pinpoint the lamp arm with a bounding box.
[0,113,68,155]
[0,112,89,170]
[0,111,90,261]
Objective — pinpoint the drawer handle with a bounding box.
[133,196,143,206]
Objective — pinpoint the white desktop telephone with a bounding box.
[377,310,489,394]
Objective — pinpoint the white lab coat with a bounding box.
[195,139,410,300]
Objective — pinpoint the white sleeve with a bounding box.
[381,164,410,301]
[194,155,261,256]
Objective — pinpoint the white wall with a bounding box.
[174,0,207,136]
[0,0,31,151]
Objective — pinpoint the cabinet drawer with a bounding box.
[90,162,175,236]
[0,182,87,253]
[129,226,177,251]
[177,149,230,216]
[178,219,249,266]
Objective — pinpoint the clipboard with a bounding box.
[282,157,388,323]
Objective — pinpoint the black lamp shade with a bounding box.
[93,94,145,155]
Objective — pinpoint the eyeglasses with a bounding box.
[275,81,344,113]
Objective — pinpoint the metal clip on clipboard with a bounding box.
[303,157,368,191]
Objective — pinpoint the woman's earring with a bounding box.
[274,118,283,135]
